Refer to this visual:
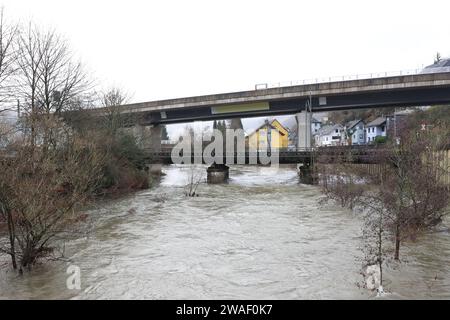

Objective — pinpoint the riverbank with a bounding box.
[97,169,153,198]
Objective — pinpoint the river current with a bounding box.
[1,165,449,299]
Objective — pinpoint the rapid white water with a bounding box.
[1,165,449,299]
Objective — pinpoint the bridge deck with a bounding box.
[85,72,450,125]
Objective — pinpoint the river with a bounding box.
[1,165,449,299]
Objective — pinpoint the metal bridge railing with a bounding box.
[254,67,450,90]
[153,146,316,154]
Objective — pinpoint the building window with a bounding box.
[382,126,385,132]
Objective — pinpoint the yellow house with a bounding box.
[246,119,289,150]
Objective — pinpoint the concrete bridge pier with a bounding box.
[207,164,229,184]
[296,111,311,149]
[147,124,163,175]
[297,162,315,184]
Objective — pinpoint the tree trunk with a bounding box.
[394,225,400,260]
[378,215,383,286]
[6,209,17,269]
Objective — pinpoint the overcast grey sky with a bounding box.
[2,0,449,102]
[1,0,449,138]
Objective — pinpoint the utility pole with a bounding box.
[305,91,312,149]
[265,119,272,155]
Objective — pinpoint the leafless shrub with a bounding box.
[100,87,133,134]
[317,148,366,210]
[378,127,449,260]
[319,125,449,266]
[184,165,204,197]
[0,116,105,271]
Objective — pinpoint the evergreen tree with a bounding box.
[216,120,226,134]
[161,125,169,141]
[434,52,442,64]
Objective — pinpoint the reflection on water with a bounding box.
[0,165,449,299]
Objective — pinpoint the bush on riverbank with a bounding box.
[0,116,152,271]
[96,133,150,194]
[317,110,450,290]
[0,117,106,270]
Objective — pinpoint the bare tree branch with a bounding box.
[0,7,19,113]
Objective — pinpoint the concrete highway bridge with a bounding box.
[95,71,450,124]
[82,70,450,152]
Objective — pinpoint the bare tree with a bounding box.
[37,32,91,115]
[101,87,129,108]
[0,18,153,272]
[16,24,91,115]
[0,8,18,112]
[100,87,131,136]
[15,23,93,147]
[317,115,449,295]
[0,116,105,271]
[15,23,43,146]
[378,125,449,260]
[319,126,449,262]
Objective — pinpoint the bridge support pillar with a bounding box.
[296,111,311,149]
[148,124,162,175]
[207,164,229,184]
[297,162,315,185]
[148,124,162,152]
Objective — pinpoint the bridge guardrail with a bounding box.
[255,67,450,90]
[153,145,386,153]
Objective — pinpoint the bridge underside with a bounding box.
[138,85,450,125]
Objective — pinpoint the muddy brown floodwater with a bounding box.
[1,165,449,299]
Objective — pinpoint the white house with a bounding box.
[344,119,365,145]
[365,117,387,143]
[421,57,450,74]
[311,116,322,135]
[315,124,344,146]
